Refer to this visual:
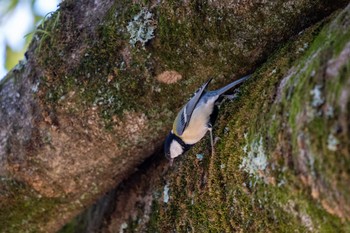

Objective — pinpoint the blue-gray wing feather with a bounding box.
[175,78,212,135]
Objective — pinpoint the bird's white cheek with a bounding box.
[170,141,183,158]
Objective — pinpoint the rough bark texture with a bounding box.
[0,0,349,232]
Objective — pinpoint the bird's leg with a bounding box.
[208,126,215,156]
[207,126,215,194]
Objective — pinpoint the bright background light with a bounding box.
[34,0,60,16]
[0,0,60,80]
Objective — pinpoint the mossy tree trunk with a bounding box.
[0,0,349,232]
[77,5,350,233]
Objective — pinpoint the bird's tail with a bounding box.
[216,74,251,96]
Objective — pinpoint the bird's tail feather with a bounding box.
[216,74,251,95]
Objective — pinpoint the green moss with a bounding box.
[58,218,85,233]
[275,9,350,218]
[153,3,253,78]
[0,178,63,233]
[145,7,350,232]
[10,0,349,231]
[146,200,160,233]
[32,1,210,140]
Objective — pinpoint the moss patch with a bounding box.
[0,178,63,233]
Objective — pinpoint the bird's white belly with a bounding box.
[181,100,215,145]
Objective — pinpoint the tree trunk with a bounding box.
[0,0,349,232]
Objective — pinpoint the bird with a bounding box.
[164,74,250,164]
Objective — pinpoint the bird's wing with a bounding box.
[174,78,212,136]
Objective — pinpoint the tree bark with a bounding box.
[0,0,349,232]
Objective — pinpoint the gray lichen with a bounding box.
[126,9,156,47]
[196,154,204,161]
[240,136,268,181]
[327,133,339,151]
[310,84,324,107]
[163,184,170,203]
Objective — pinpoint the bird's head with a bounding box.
[164,130,188,165]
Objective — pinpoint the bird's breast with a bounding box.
[180,98,216,145]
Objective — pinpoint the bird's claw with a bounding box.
[223,93,238,100]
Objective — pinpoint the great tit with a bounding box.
[164,75,250,164]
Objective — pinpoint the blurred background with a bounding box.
[0,0,61,80]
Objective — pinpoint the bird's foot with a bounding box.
[208,127,215,156]
[223,93,239,100]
